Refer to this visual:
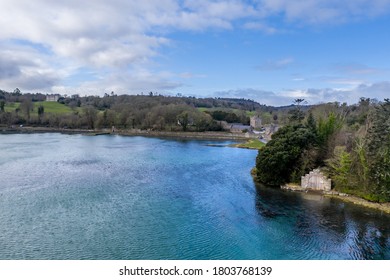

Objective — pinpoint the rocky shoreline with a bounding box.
[324,192,390,214]
[281,183,390,214]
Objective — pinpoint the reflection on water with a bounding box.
[255,184,390,259]
[0,133,389,260]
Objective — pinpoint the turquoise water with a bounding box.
[0,133,389,260]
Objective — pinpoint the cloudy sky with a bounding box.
[1,0,390,106]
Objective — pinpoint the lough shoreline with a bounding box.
[0,126,255,140]
[324,192,390,214]
[281,183,390,214]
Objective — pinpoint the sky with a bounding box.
[1,0,390,106]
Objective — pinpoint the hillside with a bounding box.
[0,90,272,130]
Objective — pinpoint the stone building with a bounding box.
[301,169,331,191]
[229,123,251,133]
[250,115,262,130]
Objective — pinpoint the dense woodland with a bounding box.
[255,98,390,202]
[1,88,389,202]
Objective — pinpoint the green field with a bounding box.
[197,107,209,112]
[34,101,73,113]
[4,102,19,113]
[4,101,73,114]
[232,139,265,150]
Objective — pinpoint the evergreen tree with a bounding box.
[326,146,352,188]
[366,99,390,201]
[0,100,5,112]
[255,124,317,186]
[288,99,306,123]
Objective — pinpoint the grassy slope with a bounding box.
[34,101,73,114]
[5,101,73,114]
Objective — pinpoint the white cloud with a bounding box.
[53,69,182,96]
[0,0,261,93]
[243,21,279,34]
[214,88,293,106]
[282,81,390,104]
[214,81,390,106]
[0,43,62,92]
[183,0,257,20]
[1,0,390,94]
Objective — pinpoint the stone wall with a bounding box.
[301,169,331,191]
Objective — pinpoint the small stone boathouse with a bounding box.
[301,169,331,191]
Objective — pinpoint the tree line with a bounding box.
[0,89,266,131]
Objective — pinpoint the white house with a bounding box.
[46,94,60,102]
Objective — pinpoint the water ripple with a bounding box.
[0,133,389,259]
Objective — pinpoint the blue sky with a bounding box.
[1,0,390,106]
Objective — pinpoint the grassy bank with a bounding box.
[231,139,265,149]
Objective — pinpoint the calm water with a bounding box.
[0,133,389,260]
